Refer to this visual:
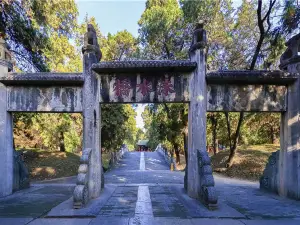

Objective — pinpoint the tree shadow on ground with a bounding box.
[18,149,80,181]
[211,144,279,181]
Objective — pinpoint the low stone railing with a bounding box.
[156,145,177,170]
[260,150,279,193]
[73,148,92,209]
[197,150,218,209]
[109,145,128,168]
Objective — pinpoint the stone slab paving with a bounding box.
[0,217,34,225]
[2,217,300,225]
[46,184,117,217]
[145,151,170,170]
[215,175,300,219]
[105,170,184,184]
[89,217,130,225]
[2,151,300,225]
[135,186,153,216]
[240,219,300,225]
[0,186,74,218]
[105,152,183,184]
[172,185,245,218]
[98,186,138,217]
[149,186,188,218]
[113,152,141,171]
[28,218,92,225]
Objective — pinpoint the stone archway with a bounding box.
[0,24,299,209]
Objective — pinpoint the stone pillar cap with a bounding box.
[0,38,13,72]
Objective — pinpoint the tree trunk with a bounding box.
[183,128,188,166]
[226,112,244,168]
[226,0,275,168]
[211,115,218,155]
[227,146,236,168]
[59,131,65,152]
[224,112,232,150]
[175,149,180,164]
[270,127,275,144]
[173,143,180,164]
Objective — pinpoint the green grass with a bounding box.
[18,149,80,181]
[102,153,110,170]
[18,149,112,181]
[211,144,280,181]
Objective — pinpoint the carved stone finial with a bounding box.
[279,33,300,71]
[82,24,102,61]
[0,38,13,72]
[197,20,204,29]
[189,20,207,52]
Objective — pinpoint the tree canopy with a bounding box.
[7,0,300,167]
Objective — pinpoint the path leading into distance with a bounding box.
[1,151,300,225]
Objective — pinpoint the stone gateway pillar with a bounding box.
[0,38,14,197]
[278,34,300,200]
[82,24,102,199]
[187,22,218,209]
[0,85,14,197]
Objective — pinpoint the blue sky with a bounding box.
[76,0,147,37]
[76,0,242,37]
[75,0,242,129]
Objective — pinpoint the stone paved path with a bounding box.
[1,151,300,225]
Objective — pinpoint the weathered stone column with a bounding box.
[82,24,102,199]
[0,38,14,197]
[278,34,300,200]
[187,22,217,209]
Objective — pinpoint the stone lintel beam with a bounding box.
[206,70,298,85]
[92,60,197,73]
[0,73,84,86]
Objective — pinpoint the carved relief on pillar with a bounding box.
[73,148,92,209]
[197,150,218,209]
